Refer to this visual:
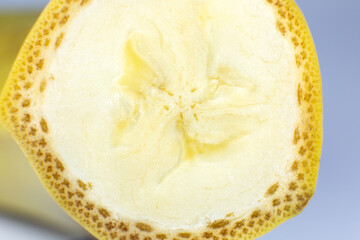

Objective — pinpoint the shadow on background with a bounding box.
[0,208,95,240]
[0,12,39,87]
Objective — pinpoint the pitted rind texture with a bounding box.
[0,0,321,239]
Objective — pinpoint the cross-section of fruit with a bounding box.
[0,0,322,239]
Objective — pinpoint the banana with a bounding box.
[0,1,322,239]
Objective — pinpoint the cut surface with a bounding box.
[43,0,298,229]
[0,0,322,239]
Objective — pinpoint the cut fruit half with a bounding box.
[0,0,322,239]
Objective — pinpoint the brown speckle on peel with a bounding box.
[85,203,94,211]
[45,38,50,47]
[247,220,254,228]
[78,179,88,190]
[297,84,302,105]
[156,234,167,240]
[258,219,264,226]
[30,128,37,136]
[19,74,26,80]
[52,12,60,20]
[44,152,52,162]
[98,208,110,218]
[105,221,116,231]
[118,222,129,232]
[34,50,40,57]
[276,20,286,36]
[291,161,299,172]
[234,220,245,229]
[60,15,70,25]
[291,36,299,47]
[54,158,65,171]
[251,210,261,219]
[298,173,305,180]
[55,32,64,49]
[63,179,70,188]
[284,205,291,212]
[50,21,56,30]
[264,212,271,221]
[35,147,42,155]
[266,183,279,196]
[24,82,32,89]
[52,172,61,180]
[220,229,228,236]
[40,80,47,92]
[35,39,42,46]
[272,199,281,207]
[47,166,53,173]
[40,118,49,133]
[131,234,140,240]
[81,0,91,6]
[208,219,230,229]
[92,215,99,222]
[28,66,34,74]
[136,223,153,232]
[36,59,45,70]
[22,99,31,107]
[295,54,302,67]
[68,191,75,199]
[110,232,118,239]
[9,107,18,114]
[289,182,298,191]
[178,233,191,238]
[298,146,306,156]
[202,232,212,238]
[304,93,312,102]
[229,229,236,237]
[61,6,69,13]
[22,113,31,123]
[75,190,85,198]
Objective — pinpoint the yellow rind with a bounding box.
[0,0,322,239]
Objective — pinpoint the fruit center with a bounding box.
[115,35,257,161]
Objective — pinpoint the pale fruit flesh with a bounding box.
[43,0,299,229]
[0,0,322,239]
